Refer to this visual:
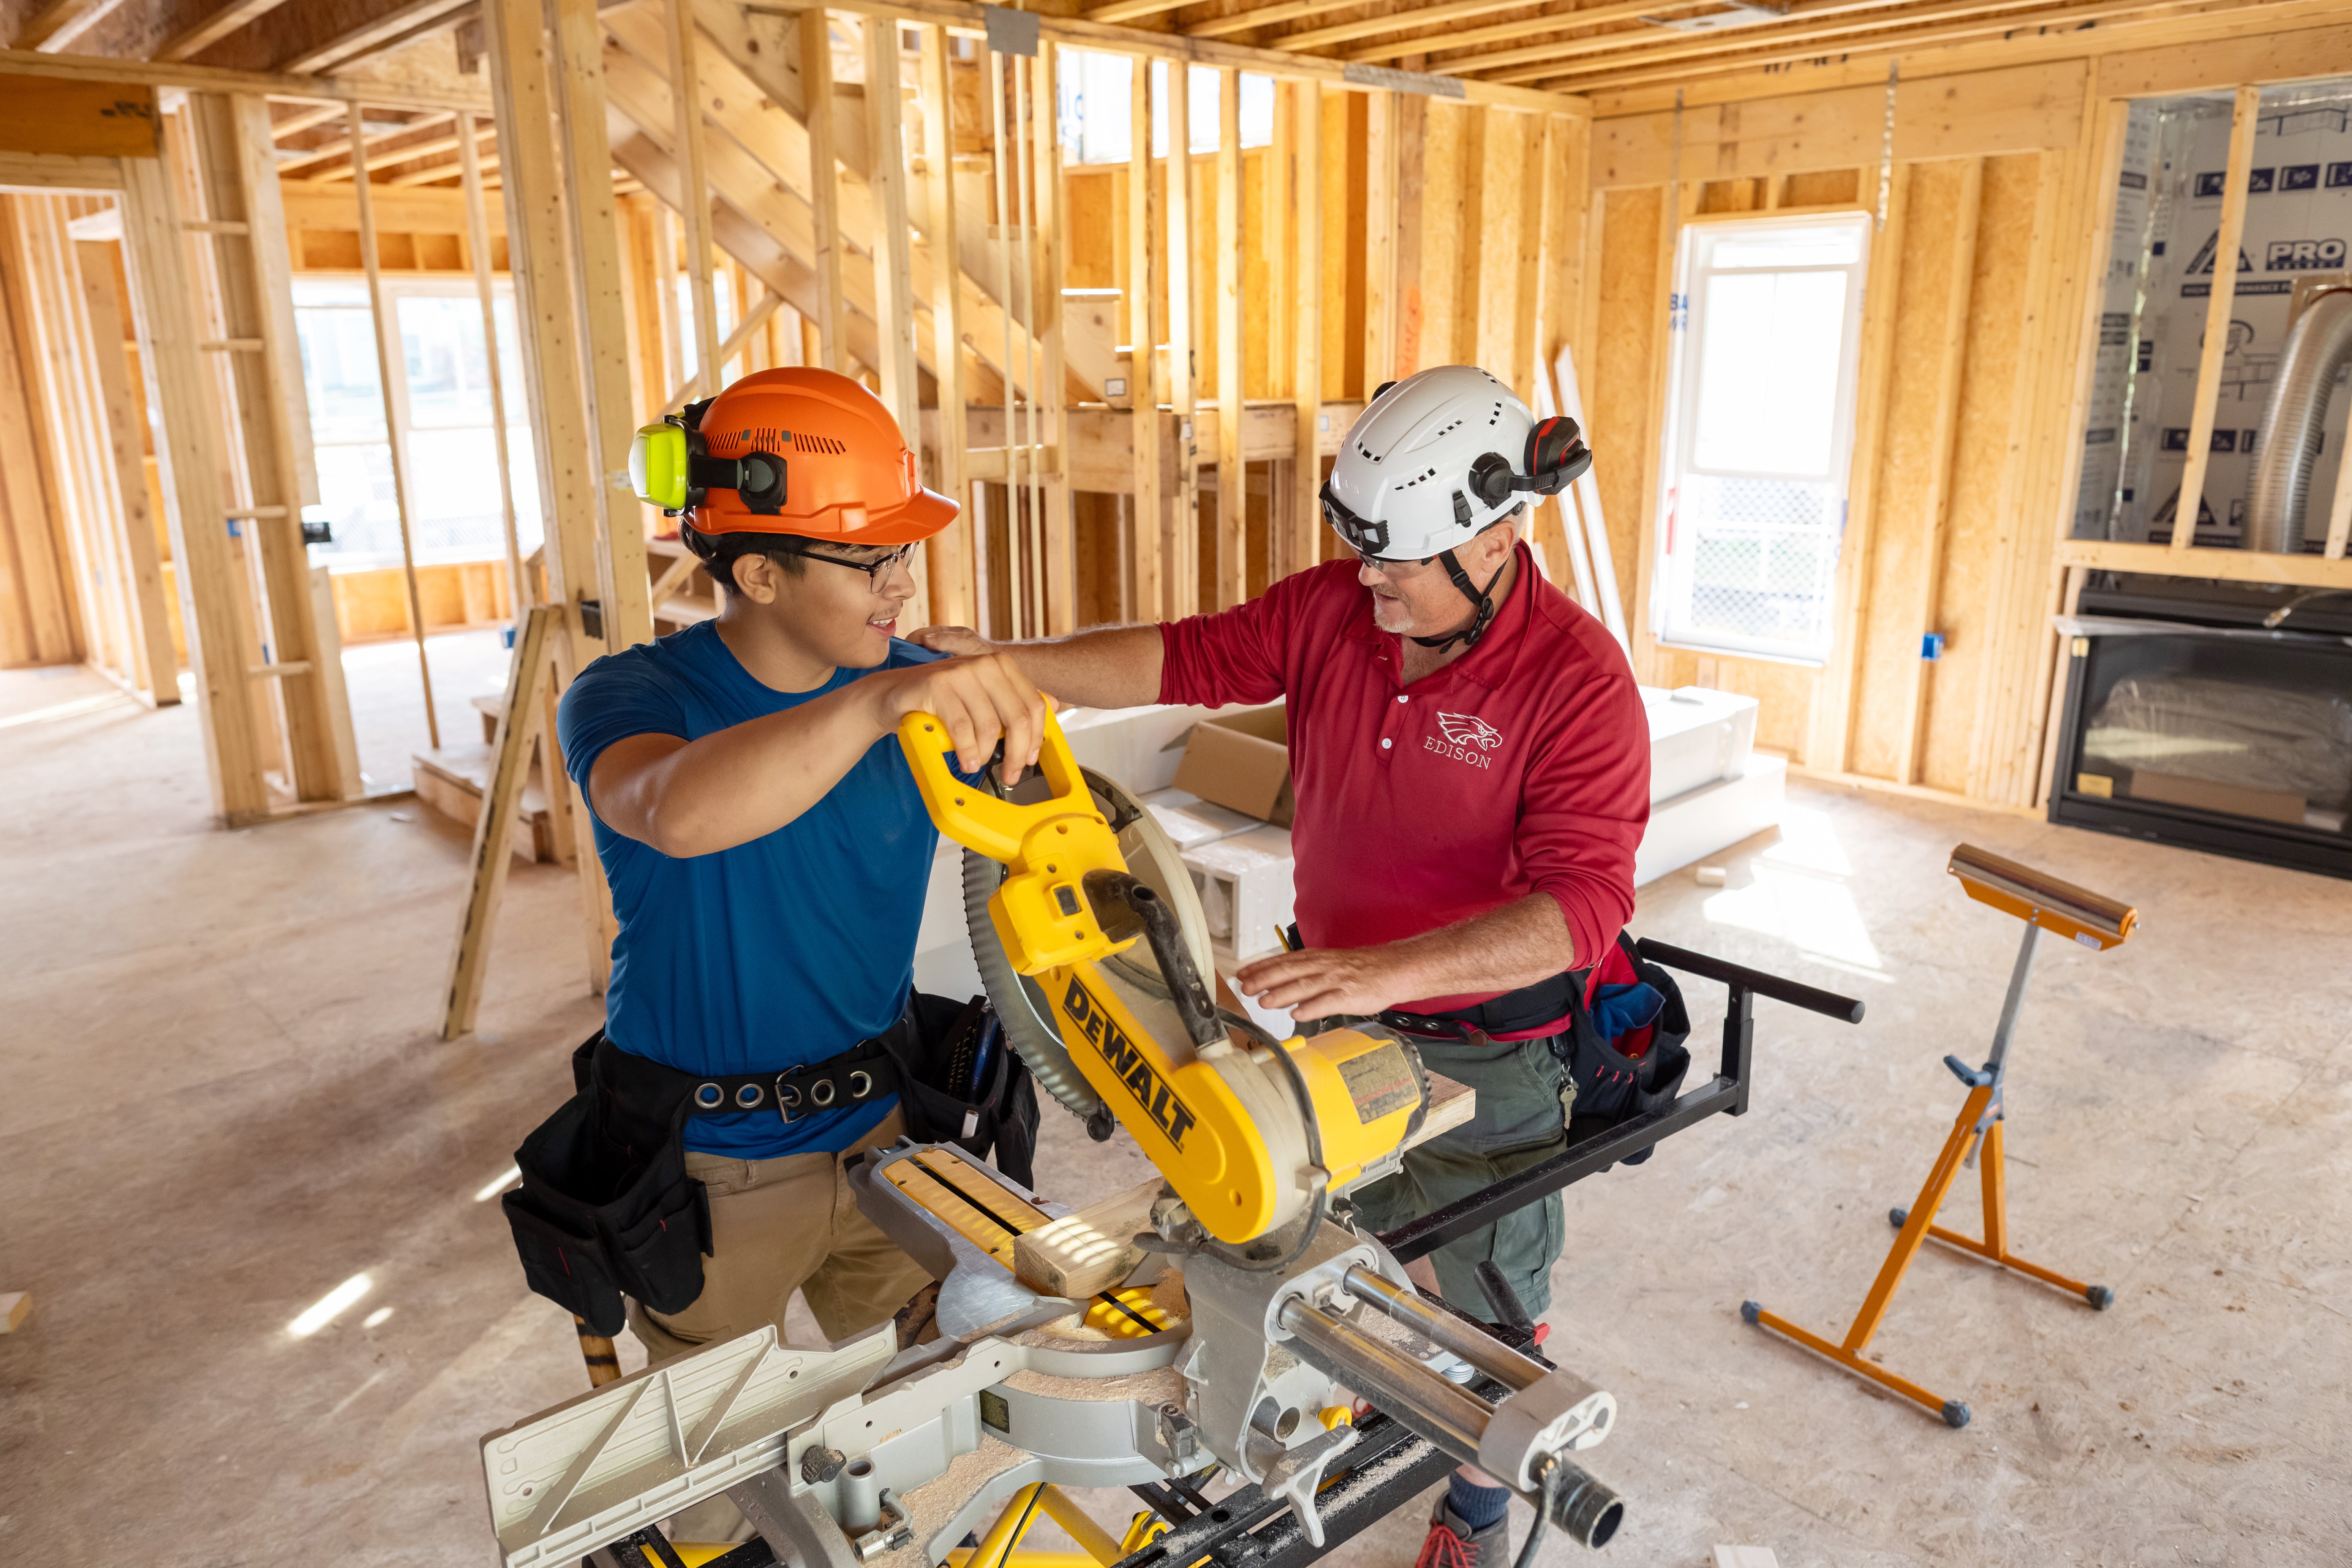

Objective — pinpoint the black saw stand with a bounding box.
[597,941,1862,1568]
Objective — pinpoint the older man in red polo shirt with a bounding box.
[913,365,1647,1568]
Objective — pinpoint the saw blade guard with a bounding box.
[952,756,1214,1127]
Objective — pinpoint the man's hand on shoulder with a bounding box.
[865,649,1051,784]
[906,624,994,659]
[1232,945,1424,1023]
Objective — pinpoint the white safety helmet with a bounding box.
[1322,365,1591,650]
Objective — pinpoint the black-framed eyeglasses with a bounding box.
[776,538,918,590]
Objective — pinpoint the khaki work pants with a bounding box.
[628,1108,934,1360]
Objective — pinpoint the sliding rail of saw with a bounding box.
[479,711,1865,1568]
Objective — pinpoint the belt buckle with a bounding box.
[774,1065,808,1124]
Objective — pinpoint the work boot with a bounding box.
[1413,1491,1508,1568]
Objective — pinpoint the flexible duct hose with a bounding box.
[2247,288,2352,555]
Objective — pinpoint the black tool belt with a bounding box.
[1380,968,1583,1041]
[590,1015,914,1141]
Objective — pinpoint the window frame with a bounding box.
[1651,209,1874,667]
[293,273,536,573]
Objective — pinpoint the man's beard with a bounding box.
[1369,592,1417,634]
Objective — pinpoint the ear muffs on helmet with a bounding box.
[1523,416,1592,495]
[629,397,789,517]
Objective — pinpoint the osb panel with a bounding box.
[1415,100,1468,388]
[1782,168,1861,207]
[1063,169,1116,289]
[1394,94,1428,378]
[1591,185,1660,633]
[1920,152,2042,795]
[1322,86,1355,401]
[1473,110,1532,386]
[1242,146,1273,399]
[1850,158,1974,781]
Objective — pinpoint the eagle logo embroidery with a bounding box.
[1435,711,1504,750]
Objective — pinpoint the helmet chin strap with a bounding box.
[1409,548,1510,653]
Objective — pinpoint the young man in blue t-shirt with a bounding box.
[556,368,1047,1365]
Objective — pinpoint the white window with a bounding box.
[293,277,541,570]
[1056,53,1271,165]
[1653,213,1871,665]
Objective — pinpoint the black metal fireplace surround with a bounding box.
[2051,574,2352,882]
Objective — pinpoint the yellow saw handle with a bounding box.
[898,707,1423,1247]
[896,707,1135,974]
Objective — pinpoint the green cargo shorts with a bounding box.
[1349,1034,1573,1318]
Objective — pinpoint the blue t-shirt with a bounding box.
[556,619,947,1159]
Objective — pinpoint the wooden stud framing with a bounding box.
[1813,164,1910,774]
[460,111,526,619]
[1895,156,1982,786]
[441,601,557,1039]
[72,234,178,703]
[1165,59,1199,618]
[346,101,441,751]
[801,8,849,373]
[2169,84,2259,553]
[668,0,725,381]
[119,154,269,820]
[482,0,621,988]
[1214,66,1246,610]
[918,23,973,627]
[1362,87,1398,392]
[1127,55,1163,619]
[1034,43,1077,634]
[1288,82,1323,580]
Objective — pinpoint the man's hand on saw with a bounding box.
[1233,944,1421,1023]
[866,652,1050,785]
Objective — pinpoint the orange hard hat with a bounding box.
[648,367,956,545]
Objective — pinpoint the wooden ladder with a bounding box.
[163,94,362,817]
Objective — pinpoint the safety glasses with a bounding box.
[1319,477,1437,572]
[783,539,918,591]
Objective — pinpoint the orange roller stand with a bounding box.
[1741,844,2139,1428]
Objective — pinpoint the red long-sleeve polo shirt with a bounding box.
[1158,542,1649,1020]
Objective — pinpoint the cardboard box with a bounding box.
[1181,825,1295,962]
[1172,705,1293,827]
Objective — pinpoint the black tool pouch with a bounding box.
[1561,934,1694,1166]
[886,994,1042,1188]
[499,1033,713,1337]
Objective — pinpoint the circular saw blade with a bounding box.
[961,767,1214,1122]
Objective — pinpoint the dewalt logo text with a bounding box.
[1063,976,1199,1150]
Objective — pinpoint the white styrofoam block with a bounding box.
[1138,787,1258,851]
[1642,685,1759,804]
[1214,950,1297,1040]
[1633,754,1786,887]
[1182,824,1295,962]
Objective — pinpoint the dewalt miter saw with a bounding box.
[478,710,1655,1568]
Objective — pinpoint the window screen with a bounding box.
[1654,213,1870,664]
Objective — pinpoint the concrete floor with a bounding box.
[2,661,2346,1566]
